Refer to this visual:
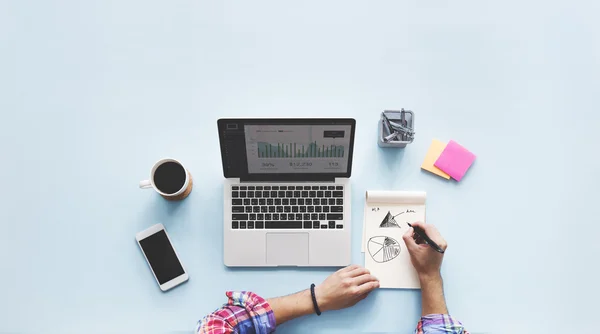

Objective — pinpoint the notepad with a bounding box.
[434,140,476,181]
[362,191,425,289]
[421,139,451,179]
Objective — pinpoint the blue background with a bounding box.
[1,0,599,333]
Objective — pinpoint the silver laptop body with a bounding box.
[218,118,356,267]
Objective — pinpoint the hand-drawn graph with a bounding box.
[367,236,401,263]
[379,209,418,228]
[379,211,401,228]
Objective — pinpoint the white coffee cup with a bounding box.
[139,158,193,200]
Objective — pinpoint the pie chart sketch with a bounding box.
[367,236,401,263]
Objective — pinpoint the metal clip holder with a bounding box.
[378,109,415,148]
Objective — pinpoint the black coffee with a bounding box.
[154,162,186,195]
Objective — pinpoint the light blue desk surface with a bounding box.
[1,0,599,333]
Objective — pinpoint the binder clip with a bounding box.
[378,109,415,148]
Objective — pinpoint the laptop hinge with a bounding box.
[239,175,337,183]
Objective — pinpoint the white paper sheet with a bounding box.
[362,191,426,289]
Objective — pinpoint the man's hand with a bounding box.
[315,265,380,312]
[403,221,449,315]
[268,265,379,325]
[403,221,447,280]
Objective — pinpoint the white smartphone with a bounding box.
[136,224,189,291]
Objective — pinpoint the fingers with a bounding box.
[410,221,425,227]
[402,227,419,252]
[353,274,378,286]
[347,266,369,278]
[410,222,448,250]
[357,288,374,302]
[355,280,380,295]
[412,222,438,237]
[339,264,360,273]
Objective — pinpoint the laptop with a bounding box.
[218,118,356,267]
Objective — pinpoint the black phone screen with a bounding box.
[139,230,185,284]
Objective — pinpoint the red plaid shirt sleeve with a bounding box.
[196,291,276,334]
[195,291,467,334]
[415,314,468,334]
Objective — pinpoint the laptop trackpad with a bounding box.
[266,233,309,266]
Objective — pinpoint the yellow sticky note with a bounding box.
[421,139,451,179]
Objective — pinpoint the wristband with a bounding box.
[310,283,322,316]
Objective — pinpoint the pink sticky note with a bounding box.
[434,140,476,181]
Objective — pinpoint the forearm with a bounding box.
[419,274,448,316]
[267,289,314,325]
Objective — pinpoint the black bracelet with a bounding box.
[310,283,322,316]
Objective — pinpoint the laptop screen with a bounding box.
[244,124,352,174]
[218,119,355,181]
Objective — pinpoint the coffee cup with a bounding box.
[139,158,193,200]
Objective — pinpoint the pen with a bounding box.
[400,109,406,141]
[407,223,445,253]
[381,113,395,136]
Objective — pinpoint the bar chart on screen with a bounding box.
[244,124,352,174]
[257,142,345,158]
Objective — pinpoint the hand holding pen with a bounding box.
[407,222,445,253]
[403,222,448,280]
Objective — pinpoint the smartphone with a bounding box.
[136,224,189,291]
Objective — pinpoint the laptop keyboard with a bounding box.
[230,184,345,230]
